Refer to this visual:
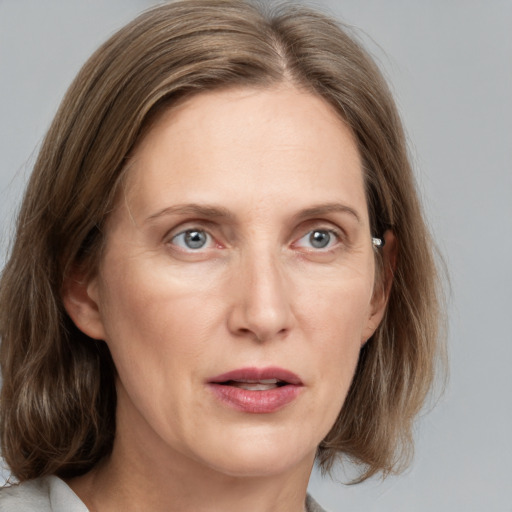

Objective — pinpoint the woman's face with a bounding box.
[71,86,387,478]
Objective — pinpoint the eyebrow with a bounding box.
[294,202,362,224]
[144,201,361,225]
[144,203,235,224]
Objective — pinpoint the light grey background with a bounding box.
[1,1,511,510]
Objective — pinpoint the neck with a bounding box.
[67,400,314,512]
[69,449,313,512]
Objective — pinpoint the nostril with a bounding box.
[234,326,289,343]
[226,276,293,342]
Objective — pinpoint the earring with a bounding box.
[372,236,385,248]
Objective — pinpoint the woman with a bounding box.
[0,1,443,510]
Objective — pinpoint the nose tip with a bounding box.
[227,255,293,342]
[235,304,290,343]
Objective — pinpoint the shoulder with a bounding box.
[306,493,330,512]
[0,477,52,512]
[0,475,88,512]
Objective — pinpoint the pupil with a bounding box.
[310,230,330,249]
[185,230,207,249]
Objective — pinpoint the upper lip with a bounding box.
[208,366,303,385]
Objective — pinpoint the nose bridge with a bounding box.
[229,239,293,341]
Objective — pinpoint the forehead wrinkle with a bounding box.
[122,182,138,228]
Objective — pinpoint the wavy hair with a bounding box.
[0,0,445,483]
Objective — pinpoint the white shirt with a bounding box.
[0,475,87,511]
[0,475,327,511]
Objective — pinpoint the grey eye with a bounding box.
[295,229,339,251]
[172,229,211,250]
[309,230,332,249]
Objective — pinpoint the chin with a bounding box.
[207,448,314,479]
[186,424,318,478]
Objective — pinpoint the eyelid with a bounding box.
[171,230,214,251]
[163,219,348,253]
[291,224,345,251]
[165,222,221,252]
[165,219,214,239]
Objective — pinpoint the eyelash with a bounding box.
[170,229,216,251]
[292,228,342,251]
[167,225,344,254]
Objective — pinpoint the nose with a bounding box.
[227,248,294,343]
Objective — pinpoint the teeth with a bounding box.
[232,378,279,384]
[231,382,279,391]
[222,378,286,390]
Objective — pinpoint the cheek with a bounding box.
[298,268,374,341]
[95,252,235,397]
[95,260,226,442]
[297,274,373,412]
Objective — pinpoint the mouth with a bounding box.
[207,367,303,414]
[222,378,287,391]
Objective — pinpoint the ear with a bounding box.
[62,268,107,341]
[361,230,398,344]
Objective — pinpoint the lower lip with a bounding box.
[208,384,302,413]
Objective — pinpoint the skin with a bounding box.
[64,85,394,512]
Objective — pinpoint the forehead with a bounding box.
[122,85,367,224]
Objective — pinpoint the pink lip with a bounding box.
[207,366,303,414]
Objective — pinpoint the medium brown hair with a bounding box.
[0,0,444,483]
